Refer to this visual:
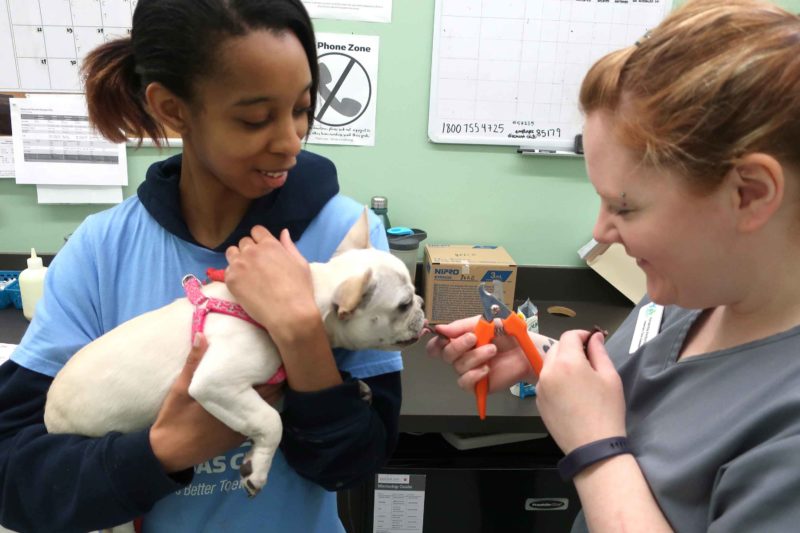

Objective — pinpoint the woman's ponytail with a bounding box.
[82,38,167,146]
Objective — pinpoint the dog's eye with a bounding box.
[397,300,412,312]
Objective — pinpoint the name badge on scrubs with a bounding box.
[629,302,664,353]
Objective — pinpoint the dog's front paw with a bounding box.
[239,452,269,497]
[244,478,260,497]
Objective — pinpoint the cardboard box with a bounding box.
[423,245,517,324]
[578,239,646,303]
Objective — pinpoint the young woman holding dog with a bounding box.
[0,1,404,531]
[428,0,800,531]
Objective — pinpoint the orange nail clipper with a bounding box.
[474,281,544,420]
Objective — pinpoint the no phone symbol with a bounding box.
[315,52,371,127]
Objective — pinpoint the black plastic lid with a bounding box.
[388,229,427,250]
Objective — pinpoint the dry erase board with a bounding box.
[428,0,673,149]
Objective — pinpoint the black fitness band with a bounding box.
[557,436,631,481]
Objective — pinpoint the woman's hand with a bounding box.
[225,225,340,391]
[225,226,318,333]
[149,333,284,473]
[426,316,551,393]
[535,330,626,454]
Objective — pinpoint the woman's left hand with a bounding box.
[535,329,627,454]
[225,226,317,331]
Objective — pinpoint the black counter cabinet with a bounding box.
[342,267,634,533]
[0,307,27,344]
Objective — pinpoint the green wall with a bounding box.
[2,0,797,265]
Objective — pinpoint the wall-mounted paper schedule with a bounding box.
[10,94,127,186]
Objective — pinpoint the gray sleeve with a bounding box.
[708,434,800,531]
[570,509,589,533]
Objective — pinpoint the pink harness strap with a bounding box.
[181,274,286,385]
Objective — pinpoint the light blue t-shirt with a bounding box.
[12,193,402,532]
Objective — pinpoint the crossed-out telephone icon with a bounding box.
[317,62,363,118]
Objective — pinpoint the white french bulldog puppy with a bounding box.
[44,209,425,502]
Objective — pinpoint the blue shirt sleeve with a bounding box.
[11,220,103,377]
[279,370,401,491]
[0,361,191,532]
[1,217,192,532]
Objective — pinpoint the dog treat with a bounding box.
[584,325,609,350]
[547,305,576,318]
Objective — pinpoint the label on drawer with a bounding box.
[373,473,426,533]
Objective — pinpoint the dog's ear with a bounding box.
[332,268,373,320]
[333,208,373,256]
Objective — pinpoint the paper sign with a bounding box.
[10,95,127,186]
[373,473,425,533]
[309,33,379,147]
[36,184,122,204]
[302,0,392,23]
[0,137,13,178]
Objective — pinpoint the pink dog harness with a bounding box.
[181,274,286,385]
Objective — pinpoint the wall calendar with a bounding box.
[1,0,137,93]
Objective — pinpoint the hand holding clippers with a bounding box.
[474,281,545,419]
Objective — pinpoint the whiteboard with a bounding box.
[428,0,673,149]
[0,0,138,93]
